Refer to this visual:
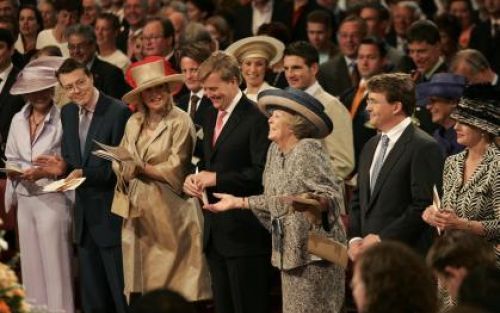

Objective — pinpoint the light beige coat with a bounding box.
[312,84,355,180]
[114,107,211,301]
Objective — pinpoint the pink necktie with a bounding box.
[212,110,227,146]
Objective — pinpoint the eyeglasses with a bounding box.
[141,35,164,42]
[68,41,91,51]
[61,77,89,93]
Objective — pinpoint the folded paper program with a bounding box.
[92,140,133,162]
[43,177,86,192]
[0,163,24,174]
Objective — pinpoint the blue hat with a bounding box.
[257,88,333,138]
[416,73,466,106]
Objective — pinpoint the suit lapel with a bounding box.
[0,68,18,110]
[367,124,414,210]
[82,94,106,164]
[204,107,217,159]
[211,100,244,153]
[361,136,378,209]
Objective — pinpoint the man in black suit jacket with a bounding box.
[183,52,271,313]
[117,0,148,54]
[450,49,500,90]
[67,24,131,100]
[407,20,448,135]
[468,4,500,74]
[340,37,386,168]
[56,59,131,313]
[177,44,212,128]
[348,73,444,262]
[318,15,367,97]
[231,0,290,40]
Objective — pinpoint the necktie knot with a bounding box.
[189,94,200,118]
[381,135,389,147]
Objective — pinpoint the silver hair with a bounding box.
[65,24,97,44]
[451,49,491,75]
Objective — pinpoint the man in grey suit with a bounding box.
[283,41,354,180]
[318,15,367,97]
[348,73,444,261]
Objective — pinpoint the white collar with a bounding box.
[223,89,242,115]
[381,117,412,143]
[192,89,204,98]
[0,63,13,82]
[304,80,321,95]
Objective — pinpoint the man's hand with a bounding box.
[348,240,364,262]
[362,234,381,248]
[195,171,216,189]
[183,174,202,198]
[34,155,67,176]
[66,169,83,180]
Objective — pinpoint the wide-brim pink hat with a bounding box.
[10,56,66,95]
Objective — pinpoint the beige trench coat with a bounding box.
[113,107,211,301]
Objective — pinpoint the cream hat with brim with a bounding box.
[10,56,65,95]
[122,59,185,104]
[225,35,284,66]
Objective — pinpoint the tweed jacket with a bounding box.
[442,144,499,261]
[249,139,347,270]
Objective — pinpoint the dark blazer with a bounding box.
[469,20,500,74]
[231,1,291,40]
[198,95,271,257]
[176,93,212,128]
[61,93,131,247]
[0,66,25,175]
[282,0,334,42]
[91,57,131,100]
[348,123,444,252]
[340,86,376,169]
[318,54,353,97]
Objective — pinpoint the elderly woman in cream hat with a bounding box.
[204,88,346,313]
[225,35,284,102]
[4,56,74,313]
[114,58,211,301]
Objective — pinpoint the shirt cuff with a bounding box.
[349,237,363,246]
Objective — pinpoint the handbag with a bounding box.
[111,173,130,218]
[307,232,348,270]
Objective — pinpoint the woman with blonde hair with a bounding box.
[114,58,211,301]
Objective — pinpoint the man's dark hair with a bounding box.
[459,266,500,313]
[56,58,91,79]
[65,23,97,44]
[284,41,319,67]
[307,10,332,30]
[0,27,14,48]
[130,289,196,313]
[435,14,461,46]
[367,73,416,116]
[407,20,441,45]
[361,2,390,22]
[359,36,387,58]
[54,0,82,14]
[97,12,121,32]
[257,22,291,45]
[179,42,211,65]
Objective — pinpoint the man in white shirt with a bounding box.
[348,73,444,261]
